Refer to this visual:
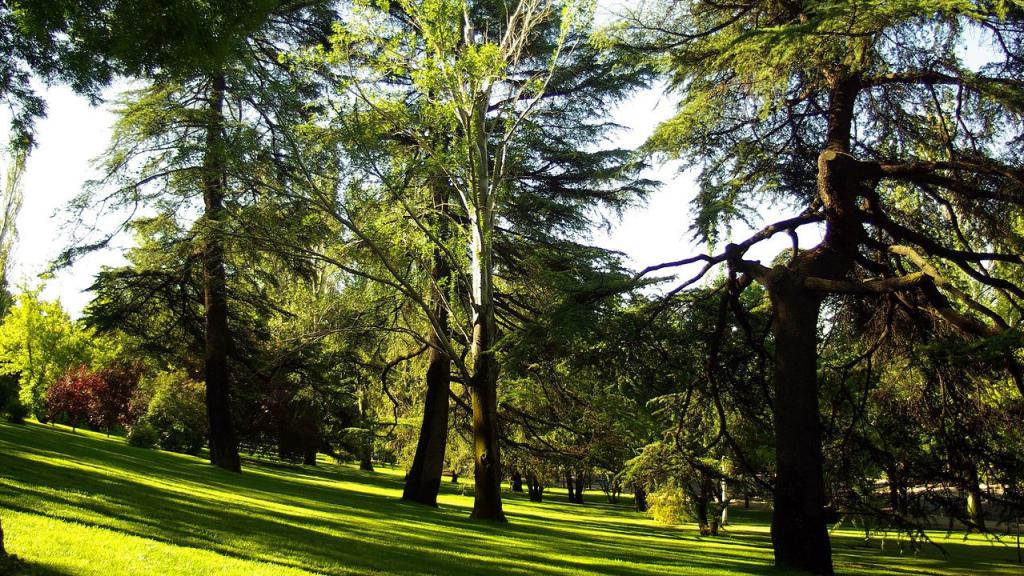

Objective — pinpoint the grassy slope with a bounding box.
[0,421,1021,576]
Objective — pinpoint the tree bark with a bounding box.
[573,472,585,504]
[767,270,833,574]
[0,514,6,557]
[566,470,576,503]
[634,485,648,512]
[467,201,505,521]
[469,330,504,520]
[511,469,523,492]
[402,315,450,504]
[403,182,452,507]
[527,472,544,502]
[758,73,863,576]
[967,482,986,532]
[202,72,241,473]
[360,435,374,471]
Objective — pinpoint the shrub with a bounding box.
[143,370,207,455]
[126,422,159,449]
[0,372,18,409]
[647,485,691,526]
[4,400,29,424]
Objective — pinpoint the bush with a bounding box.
[143,370,207,455]
[0,372,19,409]
[0,372,27,423]
[126,422,159,449]
[647,485,690,526]
[4,400,29,424]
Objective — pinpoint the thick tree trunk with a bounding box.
[469,333,505,520]
[573,472,585,504]
[696,486,711,536]
[202,72,241,473]
[634,485,648,512]
[527,472,544,502]
[511,469,523,492]
[467,207,505,521]
[403,187,452,506]
[760,74,862,575]
[967,483,986,532]
[565,470,576,503]
[767,273,832,574]
[303,447,316,466]
[0,515,6,557]
[402,332,450,505]
[360,438,374,471]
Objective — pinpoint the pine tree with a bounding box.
[612,1,1024,573]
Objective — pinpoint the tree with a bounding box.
[90,361,143,433]
[0,289,95,419]
[308,0,648,519]
[613,1,1024,572]
[46,366,100,431]
[75,2,337,472]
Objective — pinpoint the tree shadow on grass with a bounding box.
[1,423,784,575]
[1,555,77,576]
[3,422,1019,576]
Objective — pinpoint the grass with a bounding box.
[0,420,1021,576]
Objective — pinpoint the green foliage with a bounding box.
[0,289,97,419]
[3,398,28,425]
[126,421,159,449]
[647,484,691,526]
[137,370,207,455]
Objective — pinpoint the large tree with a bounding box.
[613,1,1024,573]
[288,0,638,519]
[74,1,335,471]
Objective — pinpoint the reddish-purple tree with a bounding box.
[91,362,142,433]
[47,366,101,432]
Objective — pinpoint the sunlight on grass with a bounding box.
[1,420,1021,575]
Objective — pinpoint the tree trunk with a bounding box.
[202,72,241,473]
[403,180,453,507]
[696,484,711,536]
[720,472,729,526]
[527,472,544,502]
[967,484,986,532]
[360,436,374,471]
[402,337,449,504]
[634,485,648,512]
[511,469,523,492]
[566,470,576,503]
[467,211,505,521]
[450,470,459,484]
[573,472,585,504]
[0,514,6,557]
[760,74,862,575]
[303,448,316,466]
[767,272,832,574]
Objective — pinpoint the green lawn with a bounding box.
[0,421,1020,575]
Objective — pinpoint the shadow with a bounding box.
[1,420,1021,576]
[1,556,77,576]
